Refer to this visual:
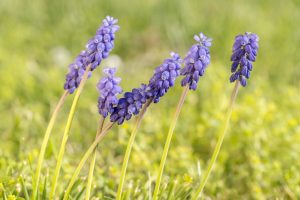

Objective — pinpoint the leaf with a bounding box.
[19,176,29,200]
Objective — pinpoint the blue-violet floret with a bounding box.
[230,32,259,87]
[110,84,148,125]
[146,52,182,103]
[97,67,122,118]
[64,16,120,93]
[181,33,212,90]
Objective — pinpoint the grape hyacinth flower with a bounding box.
[181,33,212,90]
[230,32,259,87]
[115,52,181,200]
[152,34,212,200]
[83,67,122,200]
[34,16,120,200]
[97,67,122,118]
[192,33,260,199]
[64,16,120,94]
[52,17,119,199]
[110,84,148,125]
[146,52,182,103]
[110,52,182,125]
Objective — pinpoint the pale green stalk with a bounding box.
[63,122,115,200]
[50,66,91,199]
[116,100,152,200]
[152,86,189,200]
[20,176,30,200]
[85,117,105,200]
[192,81,240,200]
[32,90,68,200]
[148,172,152,200]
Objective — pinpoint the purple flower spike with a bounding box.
[230,32,259,87]
[64,16,120,94]
[97,67,122,118]
[110,84,148,125]
[110,53,182,125]
[181,33,212,90]
[146,52,182,103]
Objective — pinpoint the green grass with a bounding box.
[0,0,300,199]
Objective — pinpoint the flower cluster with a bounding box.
[146,52,182,103]
[64,16,120,94]
[181,33,212,90]
[110,84,148,125]
[97,68,122,118]
[230,32,259,87]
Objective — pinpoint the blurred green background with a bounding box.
[0,0,300,199]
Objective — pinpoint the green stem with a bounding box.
[20,176,30,200]
[32,90,68,200]
[116,100,152,200]
[152,86,189,200]
[192,81,240,200]
[63,122,115,200]
[85,117,105,200]
[148,172,152,200]
[50,66,91,199]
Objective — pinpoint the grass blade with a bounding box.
[75,186,86,200]
[63,122,115,200]
[19,176,30,200]
[42,170,48,200]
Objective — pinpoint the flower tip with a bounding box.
[194,32,212,47]
[105,16,113,21]
[170,52,181,62]
[245,32,259,41]
[170,51,177,56]
[199,32,207,39]
[103,67,117,75]
[103,16,119,27]
[193,35,200,42]
[107,16,118,23]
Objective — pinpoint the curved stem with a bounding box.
[116,100,152,200]
[152,86,189,200]
[192,81,240,200]
[63,122,115,200]
[32,91,68,200]
[85,117,105,200]
[50,66,91,199]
